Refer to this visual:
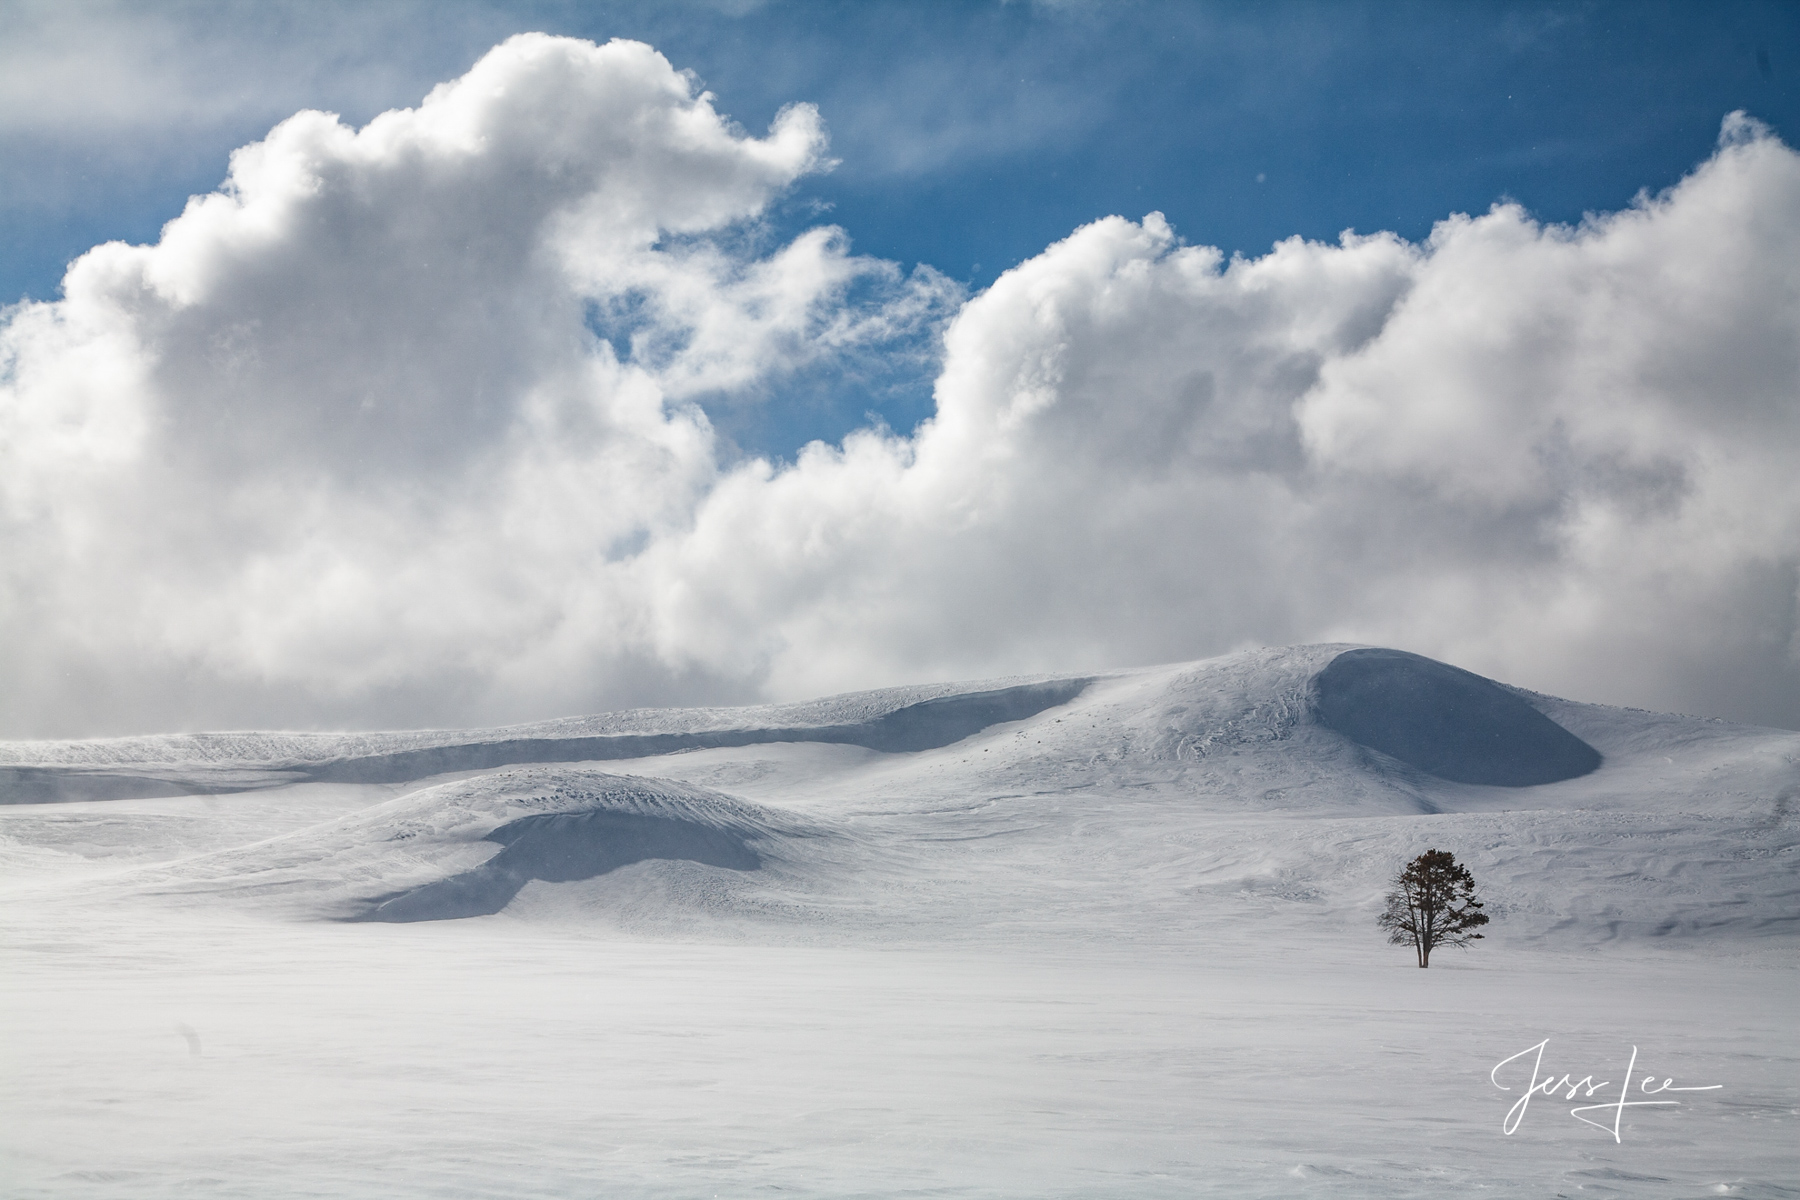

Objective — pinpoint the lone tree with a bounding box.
[1378,849,1489,967]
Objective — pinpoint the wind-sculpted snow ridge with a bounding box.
[352,775,776,923]
[0,677,1093,803]
[1311,647,1604,786]
[6,644,1797,1200]
[6,644,1797,945]
[106,769,800,923]
[357,807,763,923]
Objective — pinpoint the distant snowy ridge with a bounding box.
[7,644,1796,948]
[0,676,1093,802]
[2,644,1789,807]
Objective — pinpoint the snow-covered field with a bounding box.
[3,646,1796,1198]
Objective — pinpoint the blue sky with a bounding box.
[2,1,1797,735]
[5,1,1795,453]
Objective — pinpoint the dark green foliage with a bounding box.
[1378,849,1489,967]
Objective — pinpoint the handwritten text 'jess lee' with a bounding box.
[1491,1040,1722,1142]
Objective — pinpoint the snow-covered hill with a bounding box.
[7,643,1794,947]
[2,645,1795,1198]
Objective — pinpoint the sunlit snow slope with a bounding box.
[4,645,1796,1200]
[5,644,1794,948]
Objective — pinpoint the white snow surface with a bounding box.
[0,675,1058,768]
[2,644,1795,1198]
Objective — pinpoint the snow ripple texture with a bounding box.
[3,645,1797,1200]
[61,770,798,922]
[2,643,1794,946]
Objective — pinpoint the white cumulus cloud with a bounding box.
[1,35,1795,736]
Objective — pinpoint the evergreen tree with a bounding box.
[1378,849,1488,967]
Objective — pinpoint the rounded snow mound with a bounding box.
[1311,648,1602,787]
[357,779,770,923]
[124,768,791,921]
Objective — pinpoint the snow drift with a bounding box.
[4,643,1796,1199]
[356,780,770,923]
[6,644,1794,949]
[1311,647,1603,786]
[0,678,1089,804]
